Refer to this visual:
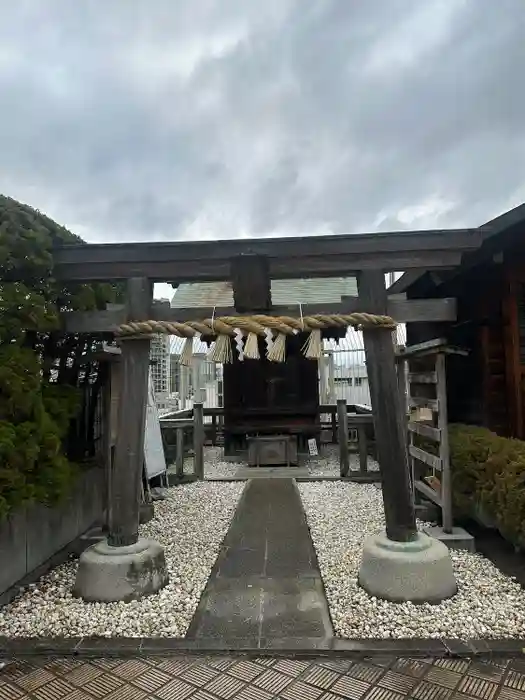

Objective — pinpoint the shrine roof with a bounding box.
[170,277,358,309]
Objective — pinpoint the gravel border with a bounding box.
[0,482,244,638]
[179,445,379,479]
[298,481,525,639]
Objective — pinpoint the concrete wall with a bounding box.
[0,467,104,597]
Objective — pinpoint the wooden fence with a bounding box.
[329,401,378,479]
[160,402,377,480]
[160,403,205,480]
[396,338,467,533]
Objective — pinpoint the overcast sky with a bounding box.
[1,0,524,251]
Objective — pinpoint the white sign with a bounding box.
[144,371,167,480]
[308,438,318,456]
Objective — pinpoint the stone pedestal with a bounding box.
[358,531,457,603]
[73,538,169,602]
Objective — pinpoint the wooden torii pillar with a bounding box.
[73,278,169,602]
[358,271,416,542]
[356,271,457,602]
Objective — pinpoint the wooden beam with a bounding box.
[346,414,375,425]
[390,298,456,323]
[397,337,469,360]
[171,297,458,324]
[408,372,438,384]
[52,228,482,281]
[358,269,418,542]
[337,399,350,477]
[112,254,460,282]
[409,396,439,412]
[436,352,453,533]
[193,403,204,479]
[100,362,112,532]
[230,254,271,312]
[397,360,408,446]
[408,421,441,442]
[409,445,442,472]
[160,418,194,428]
[176,427,184,479]
[357,426,368,475]
[62,297,458,334]
[414,480,442,506]
[64,308,127,334]
[107,277,153,548]
[54,251,467,282]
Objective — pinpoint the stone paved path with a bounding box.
[2,653,524,700]
[187,479,333,645]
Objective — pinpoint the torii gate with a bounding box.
[53,227,482,603]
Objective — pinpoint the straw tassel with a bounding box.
[302,328,322,360]
[243,332,260,360]
[179,336,194,366]
[207,334,233,363]
[267,332,287,362]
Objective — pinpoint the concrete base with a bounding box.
[424,525,476,553]
[358,531,457,603]
[73,538,169,602]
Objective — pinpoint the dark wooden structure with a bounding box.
[52,222,485,548]
[391,203,525,439]
[223,334,321,455]
[396,339,468,533]
[202,254,340,456]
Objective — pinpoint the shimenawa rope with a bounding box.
[115,312,396,364]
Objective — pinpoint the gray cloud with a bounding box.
[0,0,524,243]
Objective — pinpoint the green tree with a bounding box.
[0,194,120,517]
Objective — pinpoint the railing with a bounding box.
[160,405,225,480]
[334,400,376,478]
[160,402,378,480]
[318,401,377,479]
[202,407,225,445]
[396,338,467,533]
[160,404,204,480]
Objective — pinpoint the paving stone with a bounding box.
[187,479,332,644]
[1,654,524,700]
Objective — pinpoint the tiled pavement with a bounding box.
[2,654,525,700]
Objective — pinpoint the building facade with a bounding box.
[150,333,170,395]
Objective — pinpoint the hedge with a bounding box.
[0,194,120,518]
[447,424,525,550]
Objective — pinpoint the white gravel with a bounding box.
[200,447,241,479]
[298,481,525,639]
[0,481,244,638]
[306,444,379,477]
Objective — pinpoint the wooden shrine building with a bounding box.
[390,203,525,439]
[171,274,356,456]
